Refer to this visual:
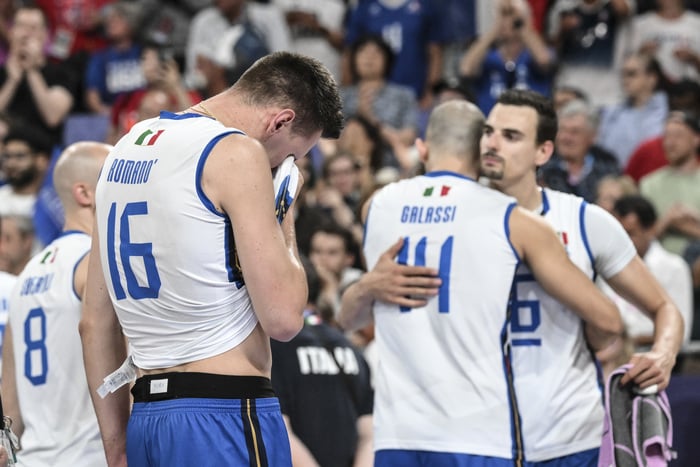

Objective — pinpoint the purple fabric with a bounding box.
[599,364,674,467]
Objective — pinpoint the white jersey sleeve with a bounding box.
[582,202,637,279]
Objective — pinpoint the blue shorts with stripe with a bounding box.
[127,397,291,467]
[375,448,598,467]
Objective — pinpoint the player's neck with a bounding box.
[425,157,478,179]
[62,210,93,236]
[498,178,542,211]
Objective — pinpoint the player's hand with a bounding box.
[619,349,675,391]
[367,238,442,307]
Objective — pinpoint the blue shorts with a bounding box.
[374,448,598,467]
[127,397,291,467]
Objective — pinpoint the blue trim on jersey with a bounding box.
[540,189,550,215]
[503,202,521,263]
[501,272,526,464]
[71,250,90,300]
[578,202,597,281]
[425,170,476,182]
[159,111,209,121]
[195,131,243,216]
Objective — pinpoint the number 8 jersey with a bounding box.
[95,112,259,370]
[9,231,106,466]
[363,171,522,459]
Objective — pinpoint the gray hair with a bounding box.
[558,99,599,131]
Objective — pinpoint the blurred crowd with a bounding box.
[0,0,700,384]
[1,0,700,464]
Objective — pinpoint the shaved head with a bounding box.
[53,141,112,211]
[425,100,484,165]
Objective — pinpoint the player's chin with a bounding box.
[479,166,504,180]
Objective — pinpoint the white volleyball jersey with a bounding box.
[0,271,17,377]
[364,171,522,459]
[9,231,106,467]
[96,112,259,369]
[512,188,636,461]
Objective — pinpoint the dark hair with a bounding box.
[4,124,53,155]
[300,255,321,305]
[234,52,344,139]
[629,52,670,93]
[322,152,359,180]
[312,222,359,259]
[554,85,588,103]
[497,89,558,144]
[349,34,395,83]
[668,78,700,113]
[344,114,388,173]
[613,195,657,229]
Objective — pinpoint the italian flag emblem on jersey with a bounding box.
[135,129,165,146]
[423,185,451,197]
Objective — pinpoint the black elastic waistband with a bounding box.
[131,372,275,402]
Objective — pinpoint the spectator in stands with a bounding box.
[343,0,447,107]
[0,5,77,147]
[84,2,145,114]
[273,0,345,80]
[271,256,373,467]
[538,99,620,202]
[640,110,700,257]
[630,0,700,83]
[597,52,669,167]
[341,35,419,174]
[37,0,112,61]
[185,0,290,91]
[324,114,393,199]
[459,0,555,113]
[595,174,638,212]
[0,214,34,275]
[316,153,364,231]
[309,223,364,320]
[552,84,588,112]
[0,0,15,65]
[0,126,52,219]
[547,0,635,108]
[108,42,201,143]
[601,195,694,347]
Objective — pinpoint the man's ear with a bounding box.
[268,109,296,134]
[415,138,429,164]
[534,140,554,166]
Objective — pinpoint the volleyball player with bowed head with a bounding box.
[80,52,344,466]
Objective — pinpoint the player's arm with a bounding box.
[79,223,129,467]
[606,258,683,390]
[338,197,441,332]
[282,415,320,467]
[1,323,24,441]
[353,414,374,467]
[204,135,306,341]
[586,203,684,389]
[509,207,623,349]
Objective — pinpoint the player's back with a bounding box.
[9,232,106,467]
[96,112,259,370]
[363,171,521,459]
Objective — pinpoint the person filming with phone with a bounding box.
[459,0,556,113]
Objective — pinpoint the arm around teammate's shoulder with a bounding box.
[508,206,624,348]
[204,134,306,342]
